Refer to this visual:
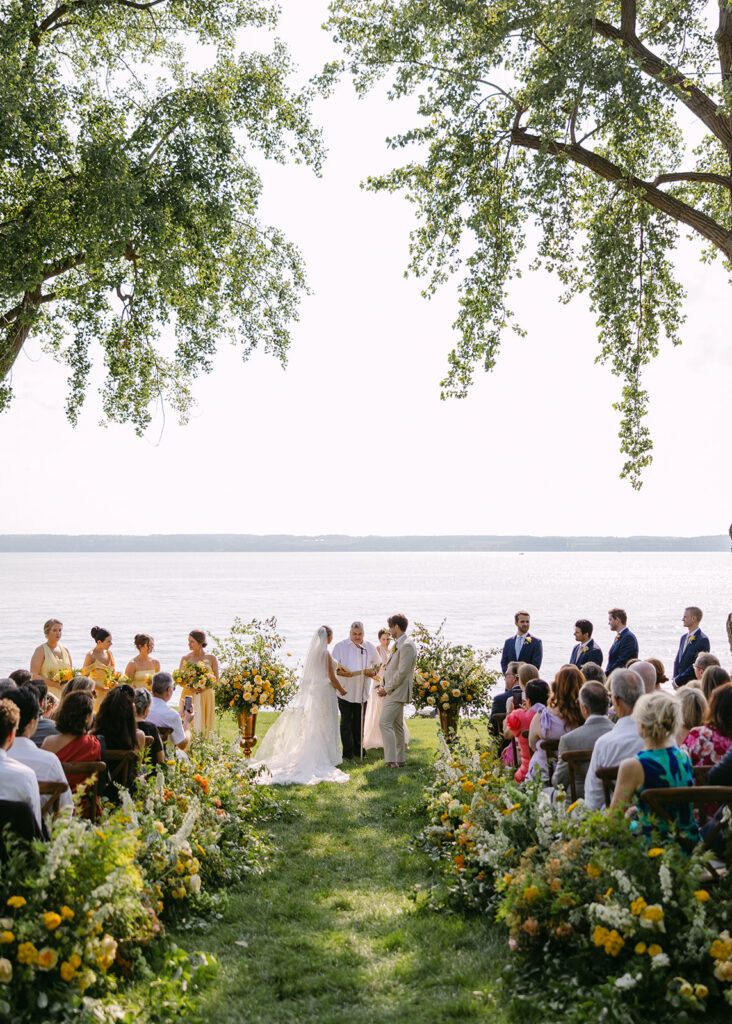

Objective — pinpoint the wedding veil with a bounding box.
[291,626,329,708]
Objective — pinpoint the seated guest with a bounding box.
[580,662,607,688]
[552,682,614,797]
[507,664,540,713]
[0,698,41,829]
[527,666,584,780]
[610,692,697,842]
[9,669,32,687]
[682,683,732,767]
[569,619,603,669]
[584,669,645,810]
[5,688,72,813]
[632,661,657,694]
[133,688,165,766]
[93,686,145,796]
[676,687,708,746]
[51,676,95,722]
[692,652,720,686]
[25,680,59,747]
[504,678,549,783]
[701,665,731,702]
[147,672,193,753]
[41,692,102,792]
[0,679,18,698]
[489,662,523,735]
[646,658,668,689]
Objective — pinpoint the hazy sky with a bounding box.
[2,2,731,538]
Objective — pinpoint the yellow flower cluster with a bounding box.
[414,669,475,708]
[592,925,625,956]
[218,660,291,714]
[173,660,216,691]
[711,931,732,981]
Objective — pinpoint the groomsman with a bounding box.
[672,606,710,688]
[500,611,543,674]
[569,620,603,669]
[605,608,639,675]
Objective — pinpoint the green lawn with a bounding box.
[177,715,508,1024]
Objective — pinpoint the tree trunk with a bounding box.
[0,287,42,380]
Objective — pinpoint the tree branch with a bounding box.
[620,0,637,38]
[35,0,166,40]
[510,127,732,258]
[652,170,732,188]
[717,2,732,86]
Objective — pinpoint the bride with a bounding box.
[249,626,349,785]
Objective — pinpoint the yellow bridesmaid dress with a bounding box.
[40,643,72,697]
[82,654,115,711]
[132,670,153,690]
[178,662,216,741]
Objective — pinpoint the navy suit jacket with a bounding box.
[672,629,710,687]
[500,634,543,674]
[605,628,639,675]
[569,638,603,669]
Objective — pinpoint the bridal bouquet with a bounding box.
[212,617,297,717]
[411,620,497,715]
[173,661,216,692]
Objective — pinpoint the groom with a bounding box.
[378,613,416,769]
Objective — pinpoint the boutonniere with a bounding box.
[688,634,696,643]
[524,636,532,644]
[582,646,589,654]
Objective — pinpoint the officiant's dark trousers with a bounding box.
[338,698,367,759]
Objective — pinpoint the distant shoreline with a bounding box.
[0,534,727,553]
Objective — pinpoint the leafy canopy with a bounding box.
[0,0,322,431]
[327,1,732,486]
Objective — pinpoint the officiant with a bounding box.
[332,622,379,760]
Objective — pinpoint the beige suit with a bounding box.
[379,637,416,764]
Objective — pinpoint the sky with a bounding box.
[1,2,731,539]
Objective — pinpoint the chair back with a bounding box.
[60,761,106,822]
[38,781,68,817]
[0,799,44,861]
[559,749,595,803]
[693,764,710,784]
[540,738,560,766]
[642,786,732,874]
[144,734,154,749]
[105,749,140,786]
[157,726,174,751]
[595,765,619,807]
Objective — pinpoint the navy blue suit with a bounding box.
[672,629,710,688]
[500,634,543,674]
[605,628,639,675]
[569,638,603,669]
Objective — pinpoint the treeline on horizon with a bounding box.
[0,534,727,553]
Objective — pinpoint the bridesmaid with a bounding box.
[178,629,218,740]
[30,618,73,699]
[124,633,161,690]
[81,627,115,709]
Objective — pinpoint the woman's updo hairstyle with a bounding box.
[321,626,333,642]
[189,629,207,648]
[134,633,153,650]
[633,691,680,744]
[91,626,111,643]
[43,618,63,636]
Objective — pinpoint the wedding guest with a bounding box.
[178,630,218,740]
[333,622,379,760]
[676,687,708,746]
[506,664,540,713]
[124,633,160,690]
[552,682,614,797]
[672,606,710,688]
[133,688,165,766]
[93,686,145,796]
[5,688,72,813]
[526,666,583,780]
[633,661,657,694]
[701,665,731,702]
[9,669,32,686]
[54,676,95,720]
[504,678,549,783]
[148,672,193,753]
[500,611,542,674]
[646,658,668,689]
[683,683,732,767]
[0,698,42,829]
[41,691,102,793]
[81,627,115,710]
[605,609,638,675]
[0,679,17,697]
[363,629,409,751]
[610,692,697,842]
[29,618,72,698]
[490,662,523,724]
[26,680,59,747]
[692,652,720,684]
[580,663,607,688]
[584,669,645,810]
[569,620,603,669]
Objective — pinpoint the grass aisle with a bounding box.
[178,716,508,1024]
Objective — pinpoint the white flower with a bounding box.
[659,863,673,902]
[650,952,670,969]
[614,973,637,990]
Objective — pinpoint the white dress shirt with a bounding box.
[584,716,644,810]
[0,746,42,828]
[332,639,379,704]
[8,736,72,812]
[147,697,185,746]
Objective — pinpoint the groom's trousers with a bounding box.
[338,697,367,759]
[380,696,406,764]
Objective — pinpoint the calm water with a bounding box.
[1,551,730,678]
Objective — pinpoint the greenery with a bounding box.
[411,620,498,717]
[0,0,322,431]
[327,0,732,487]
[213,617,297,718]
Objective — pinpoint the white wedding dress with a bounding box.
[249,628,349,786]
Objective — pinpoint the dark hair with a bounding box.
[0,698,20,745]
[322,625,333,642]
[702,665,731,702]
[9,669,32,686]
[6,687,40,734]
[189,629,207,648]
[59,676,94,703]
[575,619,593,637]
[91,626,111,643]
[387,613,408,632]
[377,628,389,639]
[94,687,137,751]
[706,682,732,736]
[29,678,48,703]
[646,657,668,685]
[608,608,628,626]
[152,672,174,697]
[56,691,94,736]
[525,679,549,706]
[549,666,584,729]
[0,680,17,698]
[134,633,153,650]
[579,681,609,717]
[580,663,607,686]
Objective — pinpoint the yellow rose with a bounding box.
[69,953,82,969]
[647,848,663,858]
[0,932,13,944]
[647,944,663,957]
[16,941,39,965]
[634,942,647,954]
[451,688,461,697]
[462,780,476,794]
[42,911,62,930]
[710,938,732,960]
[60,961,76,982]
[679,981,693,997]
[592,925,609,947]
[694,984,708,999]
[38,947,59,971]
[585,864,603,878]
[6,896,26,909]
[694,890,710,902]
[642,905,664,923]
[630,897,647,916]
[0,958,12,983]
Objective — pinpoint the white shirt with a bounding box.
[147,696,185,746]
[332,639,379,704]
[0,746,42,828]
[584,716,644,810]
[8,736,72,812]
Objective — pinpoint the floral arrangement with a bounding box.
[212,617,297,717]
[172,660,216,692]
[411,620,498,715]
[102,670,132,690]
[48,668,75,685]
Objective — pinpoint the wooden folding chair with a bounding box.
[61,762,106,822]
[559,749,595,802]
[541,738,560,768]
[693,764,710,784]
[642,786,732,879]
[38,781,69,818]
[105,749,140,786]
[157,726,174,755]
[595,765,619,807]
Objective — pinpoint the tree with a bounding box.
[0,0,322,432]
[327,1,732,486]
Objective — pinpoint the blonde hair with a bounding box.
[517,664,539,687]
[632,691,680,744]
[678,687,707,731]
[43,618,63,636]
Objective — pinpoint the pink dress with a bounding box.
[505,706,539,783]
[682,726,732,766]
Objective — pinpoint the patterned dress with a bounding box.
[635,746,698,842]
[682,726,732,767]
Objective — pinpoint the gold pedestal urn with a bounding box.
[438,706,459,743]
[237,709,258,758]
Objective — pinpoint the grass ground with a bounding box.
[176,715,508,1024]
